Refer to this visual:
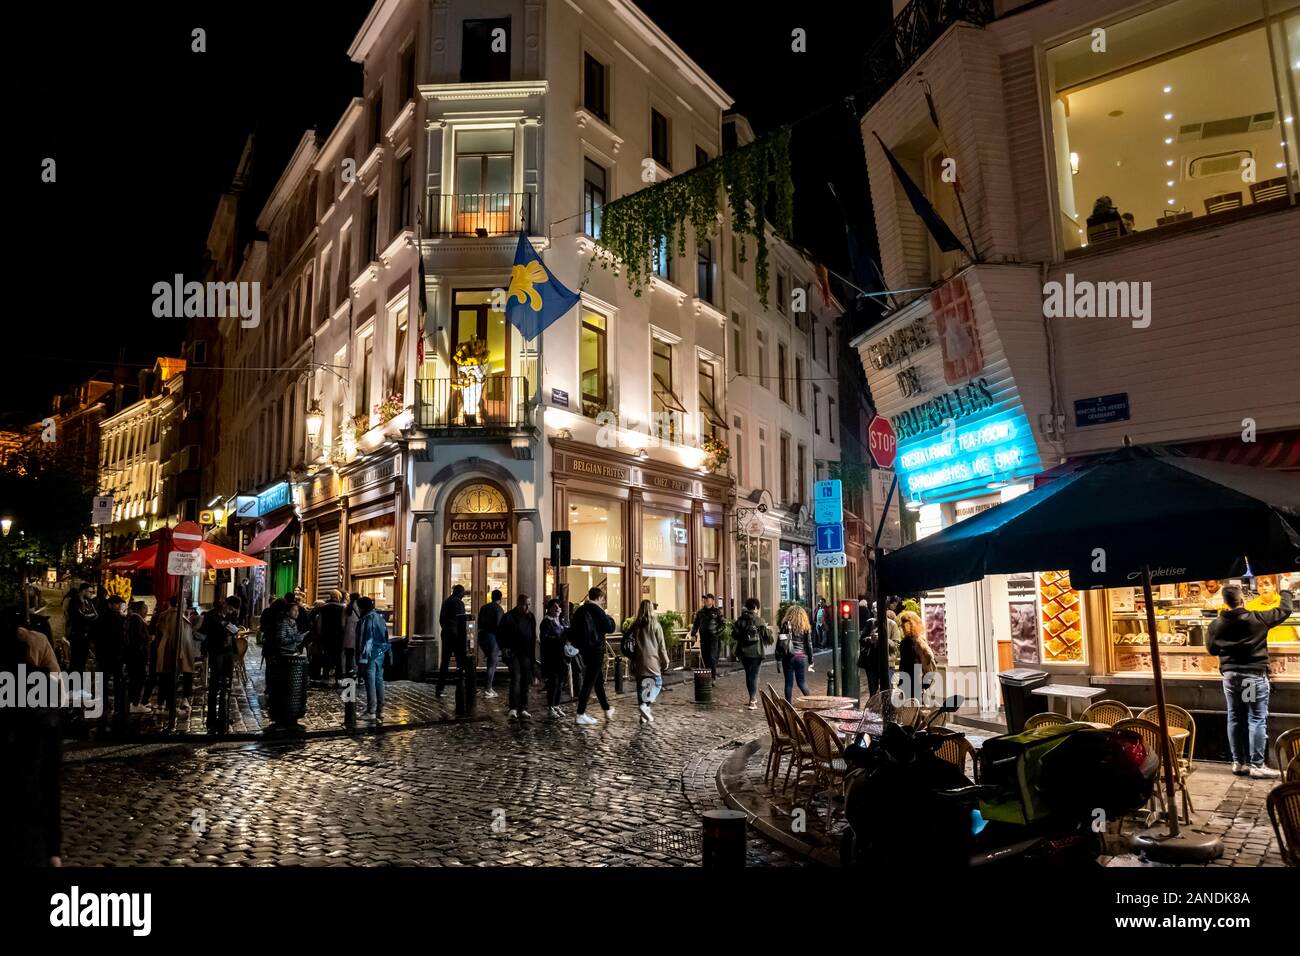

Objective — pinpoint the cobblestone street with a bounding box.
[61,659,802,867]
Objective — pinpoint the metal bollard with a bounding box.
[464,654,478,717]
[701,809,747,867]
[454,671,466,717]
[613,656,624,694]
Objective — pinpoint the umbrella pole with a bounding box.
[1140,565,1180,838]
[873,473,899,719]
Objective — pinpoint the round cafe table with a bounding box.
[794,696,856,711]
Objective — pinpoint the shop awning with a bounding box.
[244,519,292,555]
[106,544,157,571]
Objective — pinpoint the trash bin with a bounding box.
[266,654,308,725]
[998,668,1049,734]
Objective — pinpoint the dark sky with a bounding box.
[12,1,889,425]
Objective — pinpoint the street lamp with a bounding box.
[0,517,11,536]
[305,402,324,441]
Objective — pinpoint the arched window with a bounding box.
[448,482,509,515]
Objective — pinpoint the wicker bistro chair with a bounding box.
[1113,717,1181,826]
[803,713,851,820]
[1286,756,1300,784]
[1275,728,1300,778]
[1024,712,1072,731]
[1138,704,1197,774]
[779,698,820,804]
[1081,699,1132,725]
[760,690,793,788]
[894,698,923,729]
[1267,783,1300,867]
[934,731,979,782]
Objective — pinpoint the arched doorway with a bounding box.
[444,480,513,615]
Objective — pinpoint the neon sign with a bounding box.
[896,411,1040,499]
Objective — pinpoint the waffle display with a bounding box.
[1039,570,1084,662]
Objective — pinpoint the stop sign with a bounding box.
[172,521,204,552]
[868,415,897,469]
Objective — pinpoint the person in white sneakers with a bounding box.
[626,600,670,724]
[570,587,616,726]
[1208,584,1292,779]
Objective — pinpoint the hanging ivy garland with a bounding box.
[593,126,793,307]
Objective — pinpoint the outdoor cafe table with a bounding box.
[794,696,856,711]
[1031,683,1105,720]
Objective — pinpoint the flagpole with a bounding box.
[919,76,980,263]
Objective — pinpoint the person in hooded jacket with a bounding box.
[500,594,537,719]
[627,599,671,724]
[356,597,393,723]
[539,598,568,718]
[342,593,361,677]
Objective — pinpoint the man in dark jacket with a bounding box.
[476,590,505,698]
[500,594,536,719]
[66,583,98,673]
[571,587,616,725]
[315,590,347,687]
[435,584,469,698]
[1208,584,1293,778]
[690,594,724,679]
[201,596,242,735]
[95,595,128,729]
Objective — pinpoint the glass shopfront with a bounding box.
[1104,571,1300,680]
[568,493,624,620]
[641,507,689,616]
[350,513,396,617]
[779,542,811,606]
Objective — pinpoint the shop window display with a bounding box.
[1107,573,1300,678]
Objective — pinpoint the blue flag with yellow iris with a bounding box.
[505,231,579,341]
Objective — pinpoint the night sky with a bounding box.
[11,1,890,425]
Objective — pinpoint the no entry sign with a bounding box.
[868,415,898,469]
[171,521,203,552]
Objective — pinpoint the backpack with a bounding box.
[620,628,638,661]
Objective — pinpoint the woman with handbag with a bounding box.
[897,610,936,702]
[780,604,815,703]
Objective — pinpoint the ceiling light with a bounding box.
[1069,151,1079,175]
[1164,137,1173,144]
[1167,198,1176,205]
[1166,180,1175,187]
[1162,85,1172,94]
[1163,113,1173,121]
[1277,162,1286,169]
[1285,117,1294,124]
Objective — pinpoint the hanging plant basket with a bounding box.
[594,127,793,306]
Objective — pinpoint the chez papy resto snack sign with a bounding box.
[447,515,511,545]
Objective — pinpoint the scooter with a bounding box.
[840,696,1158,868]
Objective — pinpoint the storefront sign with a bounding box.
[447,516,511,545]
[896,410,1041,499]
[893,378,994,442]
[570,457,629,482]
[258,481,291,515]
[551,388,569,409]
[234,496,258,519]
[648,473,690,494]
[865,317,931,371]
[1074,392,1130,428]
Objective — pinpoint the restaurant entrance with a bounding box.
[443,479,514,616]
[445,549,511,617]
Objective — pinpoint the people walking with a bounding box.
[571,587,616,726]
[733,598,772,709]
[1208,584,1293,778]
[896,610,935,703]
[200,596,241,735]
[690,593,724,679]
[435,584,469,698]
[539,598,568,717]
[501,594,537,719]
[860,606,900,698]
[124,601,150,714]
[813,597,829,650]
[356,596,393,723]
[626,600,671,724]
[315,590,347,687]
[342,592,361,676]
[476,589,505,698]
[780,604,815,702]
[95,595,128,728]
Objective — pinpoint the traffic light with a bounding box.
[550,530,571,568]
[839,600,853,621]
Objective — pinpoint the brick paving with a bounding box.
[59,657,802,866]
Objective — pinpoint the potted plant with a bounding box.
[351,412,371,436]
[702,435,730,473]
[374,391,405,425]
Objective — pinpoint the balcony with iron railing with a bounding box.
[423,191,535,238]
[861,0,994,107]
[414,375,530,431]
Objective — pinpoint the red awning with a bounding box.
[106,543,158,571]
[1175,429,1300,470]
[244,519,292,555]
